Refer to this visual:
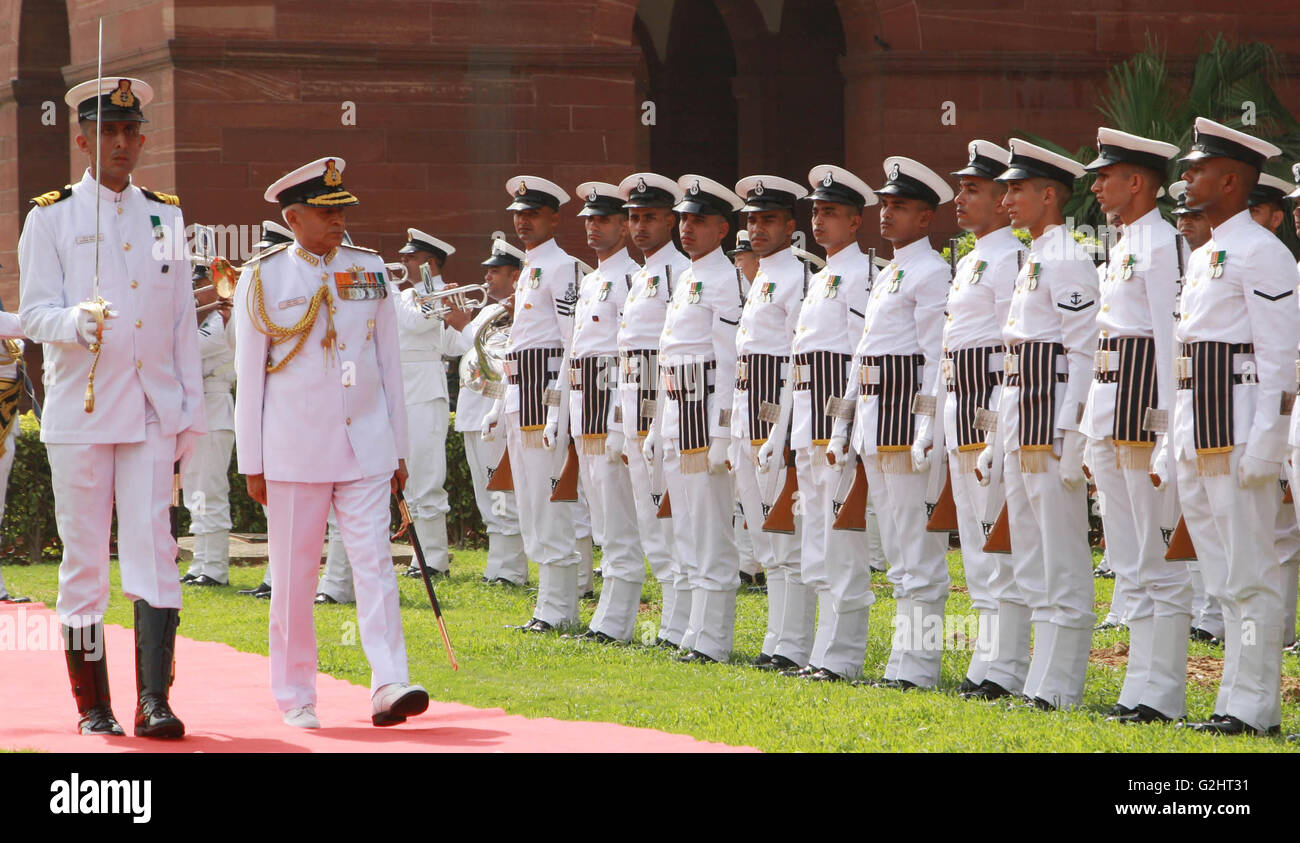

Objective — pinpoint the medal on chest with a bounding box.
[757,281,776,303]
[150,214,165,241]
[598,279,611,301]
[527,266,542,288]
[334,265,388,300]
[644,275,660,298]
[824,275,842,299]
[1117,254,1136,281]
[968,259,988,286]
[887,267,903,294]
[1209,250,1227,279]
[1025,261,1042,292]
[687,280,703,304]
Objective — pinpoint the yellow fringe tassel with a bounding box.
[581,434,607,456]
[1115,442,1154,471]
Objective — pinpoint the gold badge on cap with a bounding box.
[822,171,834,187]
[323,159,342,187]
[890,162,901,181]
[517,180,528,196]
[109,79,136,108]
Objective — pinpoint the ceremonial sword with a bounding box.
[394,490,459,670]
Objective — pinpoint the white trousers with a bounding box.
[317,511,354,603]
[578,443,646,640]
[864,454,948,687]
[462,432,528,584]
[405,399,450,521]
[503,410,580,626]
[49,422,180,626]
[624,431,676,588]
[0,428,16,595]
[267,474,409,711]
[664,438,738,660]
[1004,446,1094,707]
[949,451,997,612]
[1088,437,1193,717]
[798,448,872,678]
[1180,448,1284,730]
[182,428,234,580]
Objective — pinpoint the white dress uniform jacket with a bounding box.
[234,242,408,481]
[19,170,205,444]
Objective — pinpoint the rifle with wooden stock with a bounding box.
[549,438,580,502]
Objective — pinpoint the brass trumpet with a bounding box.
[414,284,490,319]
[194,258,238,314]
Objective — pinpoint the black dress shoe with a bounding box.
[314,593,340,605]
[739,571,767,587]
[79,703,126,736]
[678,650,716,664]
[1180,715,1278,736]
[132,603,185,739]
[752,653,775,669]
[520,618,554,634]
[64,622,125,736]
[179,573,199,585]
[1093,567,1115,579]
[808,668,844,682]
[580,590,596,600]
[1120,704,1174,724]
[653,637,680,650]
[1105,703,1137,720]
[0,592,31,603]
[787,665,821,678]
[237,582,272,598]
[564,629,616,644]
[958,677,981,694]
[961,680,1014,700]
[191,574,227,587]
[1190,627,1222,646]
[1029,697,1056,711]
[873,678,919,691]
[768,654,801,672]
[1284,639,1300,655]
[405,565,449,580]
[1094,620,1120,631]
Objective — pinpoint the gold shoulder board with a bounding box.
[29,186,73,207]
[140,188,182,206]
[339,242,379,255]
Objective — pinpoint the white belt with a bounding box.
[791,363,810,383]
[736,360,748,381]
[1094,349,1120,374]
[941,352,1005,385]
[504,359,519,377]
[857,365,881,386]
[1003,354,1018,377]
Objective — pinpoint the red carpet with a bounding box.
[0,602,753,753]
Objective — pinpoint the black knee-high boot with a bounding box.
[133,601,185,738]
[63,623,125,736]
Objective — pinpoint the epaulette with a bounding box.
[29,186,73,207]
[339,242,379,255]
[242,242,290,266]
[139,187,182,206]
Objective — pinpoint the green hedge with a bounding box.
[0,410,487,563]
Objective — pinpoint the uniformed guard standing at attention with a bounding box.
[1246,173,1293,235]
[234,156,428,729]
[481,176,585,632]
[981,139,1097,710]
[1160,119,1298,735]
[19,77,205,737]
[181,255,237,587]
[732,174,809,673]
[557,181,645,643]
[642,175,744,663]
[616,172,692,646]
[913,141,1027,700]
[457,239,529,586]
[786,164,876,681]
[829,158,952,689]
[1081,128,1193,723]
[1284,162,1300,658]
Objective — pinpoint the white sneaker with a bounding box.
[371,683,429,727]
[282,704,320,729]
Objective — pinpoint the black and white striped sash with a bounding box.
[662,360,717,455]
[506,347,563,432]
[569,355,618,438]
[1009,341,1065,449]
[947,344,1003,452]
[738,352,785,444]
[793,350,852,444]
[861,353,924,451]
[1095,336,1157,445]
[620,348,658,435]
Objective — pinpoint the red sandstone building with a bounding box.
[1,0,1298,313]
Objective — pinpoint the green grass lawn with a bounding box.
[6,549,1299,753]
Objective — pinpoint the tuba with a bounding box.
[458,302,511,398]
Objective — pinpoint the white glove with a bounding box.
[641,427,659,463]
[756,437,779,473]
[708,438,731,475]
[976,445,994,487]
[911,438,932,473]
[826,435,850,470]
[75,300,117,347]
[1059,431,1086,490]
[541,416,559,451]
[1238,454,1280,489]
[1149,438,1170,490]
[480,403,501,442]
[605,429,625,464]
